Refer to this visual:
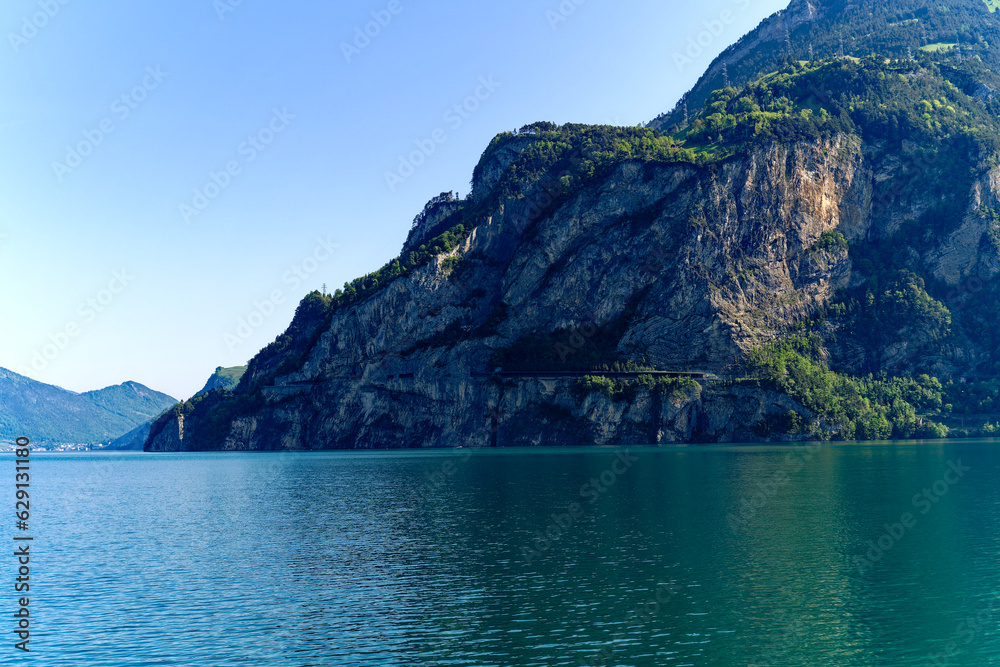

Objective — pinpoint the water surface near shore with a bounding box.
[16,440,1000,665]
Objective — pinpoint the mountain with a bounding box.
[0,368,177,444]
[107,421,158,451]
[110,366,246,450]
[650,0,1000,131]
[148,0,1000,450]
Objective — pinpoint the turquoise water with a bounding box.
[9,441,1000,665]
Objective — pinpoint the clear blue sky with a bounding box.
[0,0,788,401]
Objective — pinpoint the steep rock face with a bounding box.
[823,142,1000,379]
[147,135,894,450]
[146,413,183,452]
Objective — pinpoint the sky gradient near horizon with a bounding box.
[0,0,788,401]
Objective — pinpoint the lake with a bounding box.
[13,440,1000,665]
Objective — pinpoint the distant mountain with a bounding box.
[110,366,246,450]
[0,368,177,445]
[197,366,247,395]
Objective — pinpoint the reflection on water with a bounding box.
[19,441,1000,665]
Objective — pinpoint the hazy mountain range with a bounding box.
[1,365,247,447]
[0,368,176,445]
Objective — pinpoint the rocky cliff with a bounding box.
[147,0,1000,450]
[147,132,992,450]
